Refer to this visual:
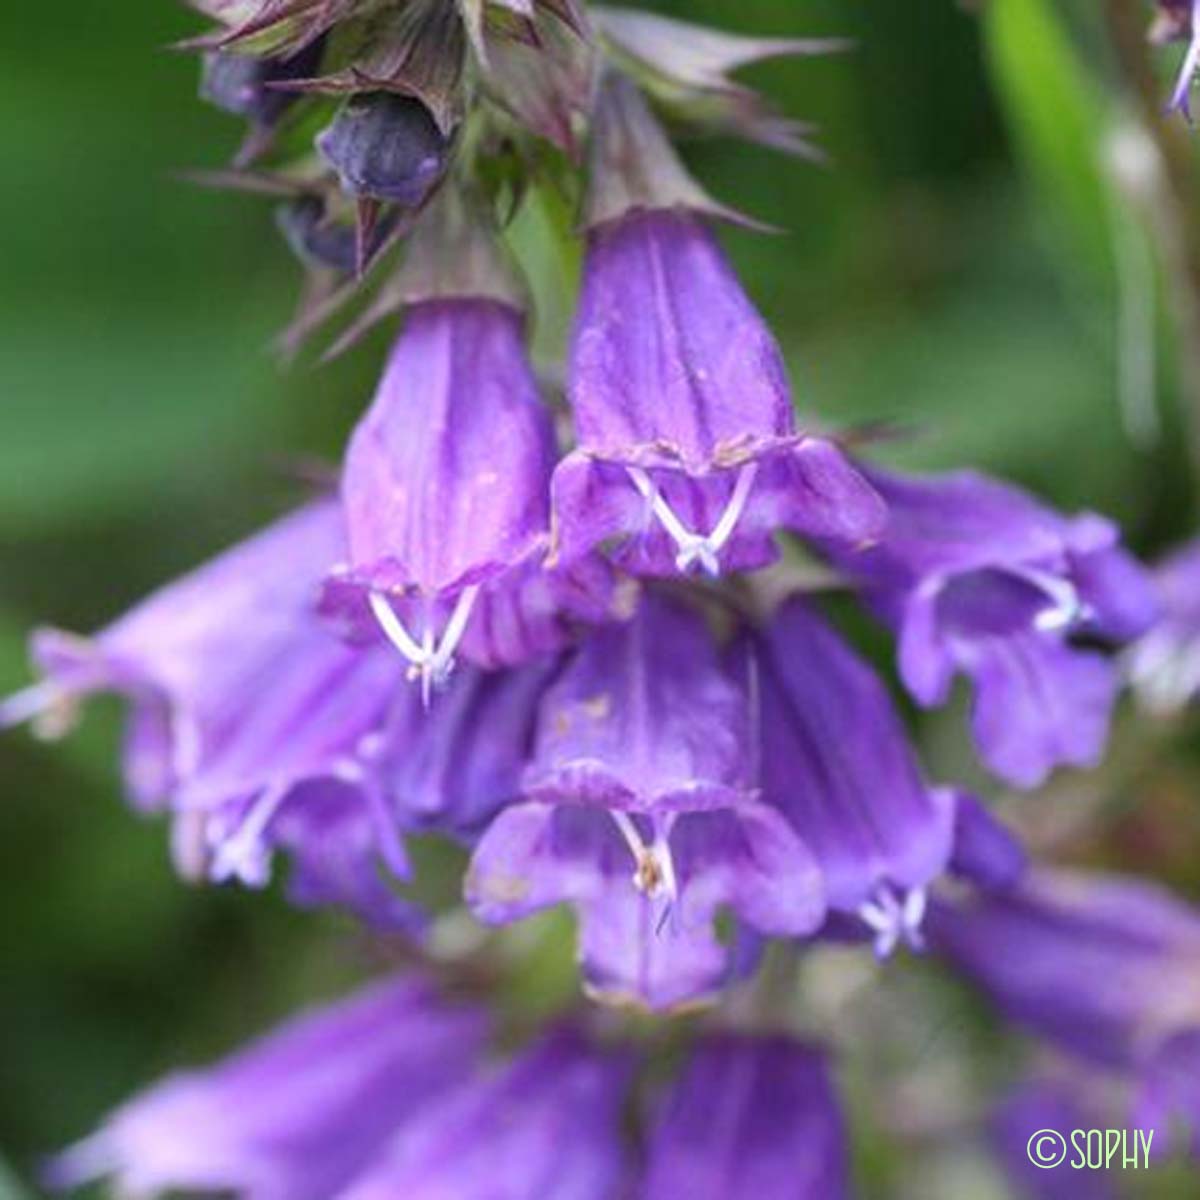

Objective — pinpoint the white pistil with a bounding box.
[208,783,290,887]
[610,810,678,904]
[369,586,480,706]
[626,463,759,577]
[858,884,928,960]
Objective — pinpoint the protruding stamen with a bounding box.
[370,591,426,662]
[208,783,289,887]
[1012,567,1087,633]
[609,810,678,904]
[432,585,480,679]
[369,586,480,705]
[705,462,759,558]
[858,883,928,960]
[626,464,759,577]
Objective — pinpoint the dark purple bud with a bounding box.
[274,196,398,274]
[317,92,449,206]
[200,39,325,126]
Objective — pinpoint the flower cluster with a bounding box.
[10,1,1200,1195]
[50,973,846,1199]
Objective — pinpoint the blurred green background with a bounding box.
[2,1,1199,1196]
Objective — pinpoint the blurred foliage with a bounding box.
[2,1,1200,1197]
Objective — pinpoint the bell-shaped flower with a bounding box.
[929,869,1200,1154]
[822,466,1158,788]
[342,1029,632,1199]
[323,297,615,701]
[1126,537,1200,713]
[643,1035,848,1200]
[1,500,416,927]
[550,210,885,579]
[739,598,957,958]
[465,594,825,1010]
[48,974,489,1200]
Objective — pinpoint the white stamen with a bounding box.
[651,826,679,901]
[1012,567,1087,633]
[626,463,759,577]
[369,586,480,705]
[432,585,480,677]
[208,783,290,887]
[609,810,678,903]
[369,591,426,662]
[858,883,928,960]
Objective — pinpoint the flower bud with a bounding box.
[199,40,325,126]
[274,195,398,273]
[316,92,448,206]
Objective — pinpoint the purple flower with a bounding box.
[465,595,825,1010]
[929,869,1200,1153]
[382,656,559,838]
[823,466,1157,788]
[550,210,885,578]
[1126,537,1200,712]
[643,1035,848,1200]
[49,975,488,1200]
[342,1030,632,1199]
[323,298,614,700]
[1,500,416,926]
[740,598,957,957]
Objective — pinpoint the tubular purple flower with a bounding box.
[1126,537,1200,712]
[341,1029,632,1199]
[740,598,957,958]
[48,975,489,1200]
[465,595,825,1009]
[550,210,885,579]
[928,869,1200,1153]
[323,298,613,700]
[1,500,417,926]
[643,1035,848,1200]
[822,466,1158,788]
